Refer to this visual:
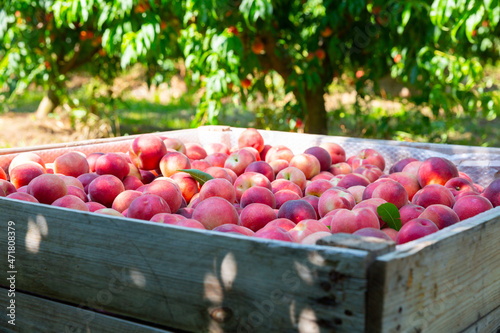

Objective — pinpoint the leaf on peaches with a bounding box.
[177,169,214,186]
[377,202,402,231]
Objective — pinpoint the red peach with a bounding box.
[381,228,398,241]
[58,175,84,190]
[150,213,186,224]
[417,157,459,187]
[6,192,39,203]
[238,128,265,153]
[330,208,380,234]
[66,185,88,202]
[86,152,105,172]
[269,159,290,175]
[204,142,230,155]
[370,179,409,209]
[9,162,46,189]
[254,226,294,242]
[127,194,171,220]
[276,166,307,191]
[329,162,352,176]
[444,177,478,197]
[88,174,125,207]
[481,179,500,207]
[458,171,473,183]
[139,170,156,184]
[245,161,275,182]
[396,218,439,245]
[275,190,302,209]
[94,208,125,217]
[27,174,68,204]
[412,184,455,208]
[302,195,320,218]
[346,185,366,204]
[311,171,334,181]
[337,173,371,189]
[389,158,419,174]
[8,152,46,174]
[205,166,233,183]
[259,144,272,161]
[318,188,355,218]
[354,164,383,183]
[199,178,236,203]
[85,201,107,212]
[128,134,167,171]
[418,204,460,229]
[241,147,261,161]
[265,218,296,231]
[122,175,144,191]
[169,219,206,229]
[185,143,207,160]
[289,153,321,180]
[271,179,303,197]
[305,179,334,197]
[240,186,276,209]
[177,207,195,219]
[304,146,332,171]
[224,149,256,176]
[192,197,240,229]
[399,203,425,226]
[289,220,330,242]
[170,172,199,204]
[77,173,99,193]
[0,167,6,181]
[453,195,493,221]
[112,190,142,213]
[319,142,346,164]
[143,179,183,213]
[277,199,317,224]
[163,138,186,154]
[401,161,423,178]
[265,145,294,163]
[351,149,386,171]
[191,159,211,171]
[205,153,228,168]
[354,197,387,226]
[233,171,272,202]
[95,153,130,180]
[239,203,277,231]
[388,172,420,201]
[54,151,89,177]
[52,195,89,212]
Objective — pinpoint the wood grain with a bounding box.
[366,207,500,333]
[0,197,372,333]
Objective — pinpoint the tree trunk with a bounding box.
[36,88,60,119]
[304,87,328,135]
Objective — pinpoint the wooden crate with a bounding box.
[0,127,499,333]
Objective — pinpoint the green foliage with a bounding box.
[377,203,402,231]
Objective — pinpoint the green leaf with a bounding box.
[377,203,402,231]
[177,169,214,186]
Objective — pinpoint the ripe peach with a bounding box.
[275,190,302,209]
[150,212,186,224]
[417,157,459,187]
[445,177,478,197]
[163,137,186,154]
[122,175,144,191]
[305,179,333,197]
[354,164,383,183]
[8,152,45,174]
[381,228,398,241]
[239,203,277,231]
[66,185,88,202]
[127,194,171,220]
[276,166,307,191]
[337,173,371,189]
[388,172,420,201]
[418,204,460,229]
[112,190,142,213]
[95,153,130,180]
[77,173,99,193]
[302,195,320,218]
[6,192,39,203]
[289,220,330,242]
[481,179,500,207]
[190,159,211,172]
[389,158,419,174]
[58,175,84,190]
[205,153,228,168]
[238,128,265,153]
[240,186,276,208]
[399,203,425,226]
[9,162,46,189]
[86,152,105,172]
[143,179,183,213]
[185,143,207,160]
[329,162,352,176]
[27,174,68,204]
[453,195,493,221]
[245,161,275,182]
[159,151,191,177]
[370,179,409,209]
[351,149,386,172]
[396,218,439,245]
[271,179,303,197]
[346,185,366,204]
[129,134,167,171]
[330,208,380,234]
[289,153,321,180]
[254,226,294,242]
[265,145,294,163]
[199,178,236,203]
[353,228,392,241]
[177,207,195,218]
[139,170,157,184]
[52,195,89,212]
[204,142,230,155]
[319,142,346,164]
[224,148,256,176]
[0,167,6,181]
[277,199,317,224]
[269,159,289,175]
[265,218,296,231]
[318,188,355,218]
[311,171,334,181]
[88,175,125,207]
[170,172,199,203]
[412,184,455,208]
[54,151,89,177]
[233,171,272,202]
[458,172,473,183]
[192,197,240,230]
[354,197,387,226]
[205,166,233,183]
[166,219,205,229]
[213,224,254,236]
[401,161,423,178]
[304,146,332,171]
[85,201,107,212]
[259,144,272,161]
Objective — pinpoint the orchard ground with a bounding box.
[1,64,499,149]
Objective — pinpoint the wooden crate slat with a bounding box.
[0,288,176,333]
[0,198,372,333]
[367,207,500,333]
[459,304,500,333]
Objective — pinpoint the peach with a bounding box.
[254,226,294,242]
[319,142,346,164]
[199,178,236,203]
[128,134,167,171]
[167,219,206,229]
[381,228,398,241]
[94,208,124,217]
[77,173,99,193]
[265,145,294,163]
[6,192,39,203]
[245,161,275,182]
[204,166,233,183]
[122,175,144,191]
[240,186,276,208]
[85,201,107,212]
[192,197,240,230]
[163,137,186,154]
[351,149,386,172]
[224,148,256,176]
[241,147,261,162]
[302,195,320,218]
[204,142,230,155]
[277,199,317,224]
[401,161,423,178]
[170,172,199,203]
[389,158,419,174]
[52,195,89,212]
[275,190,302,209]
[139,170,156,184]
[259,144,272,161]
[238,128,265,153]
[269,159,289,175]
[445,177,478,197]
[150,213,186,224]
[311,171,334,181]
[54,151,89,177]
[330,207,380,234]
[353,228,393,241]
[289,153,321,180]
[112,190,142,213]
[143,179,183,213]
[305,179,334,197]
[474,184,484,193]
[300,231,332,245]
[318,188,355,218]
[388,172,420,201]
[354,164,383,183]
[276,166,307,191]
[289,220,330,242]
[361,178,392,200]
[453,195,493,221]
[27,174,67,204]
[304,146,332,171]
[396,218,439,245]
[458,172,473,183]
[224,168,238,183]
[177,207,195,218]
[127,194,171,220]
[86,152,105,172]
[158,151,191,177]
[329,162,352,176]
[370,179,409,209]
[418,204,460,229]
[265,218,296,231]
[66,185,88,202]
[354,197,387,226]
[88,175,125,208]
[481,179,500,207]
[185,143,207,160]
[337,173,371,189]
[16,185,27,193]
[346,185,366,204]
[205,153,228,168]
[191,159,211,172]
[417,157,459,187]
[271,179,303,197]
[455,190,480,201]
[412,184,455,208]
[9,162,46,189]
[0,167,6,181]
[233,171,272,202]
[58,175,84,190]
[95,153,130,180]
[8,153,46,175]
[239,203,277,231]
[399,203,425,226]
[213,224,254,236]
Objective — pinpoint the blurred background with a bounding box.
[1,0,499,148]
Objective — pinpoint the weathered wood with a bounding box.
[0,289,175,332]
[366,207,500,333]
[318,233,396,260]
[459,304,500,333]
[0,197,371,333]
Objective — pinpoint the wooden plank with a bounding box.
[459,304,500,333]
[0,197,371,333]
[366,207,500,333]
[0,289,176,332]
